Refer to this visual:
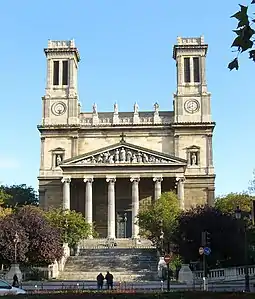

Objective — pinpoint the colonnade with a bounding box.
[61,175,185,239]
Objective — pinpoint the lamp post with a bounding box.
[13,232,20,264]
[123,213,127,238]
[235,206,250,293]
[159,220,171,292]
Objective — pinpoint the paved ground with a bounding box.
[19,279,255,293]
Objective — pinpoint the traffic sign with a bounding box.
[204,247,211,256]
[199,247,204,255]
[164,254,172,264]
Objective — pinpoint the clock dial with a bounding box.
[184,100,199,114]
[51,102,66,116]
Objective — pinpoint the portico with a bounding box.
[60,140,187,239]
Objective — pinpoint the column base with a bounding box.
[132,237,141,247]
[107,238,117,248]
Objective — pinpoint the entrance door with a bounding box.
[116,211,132,238]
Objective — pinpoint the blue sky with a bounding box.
[0,0,254,196]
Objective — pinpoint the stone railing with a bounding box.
[194,265,255,282]
[80,114,173,126]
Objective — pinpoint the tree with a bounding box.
[172,206,245,268]
[0,184,38,207]
[45,208,92,248]
[0,187,13,218]
[0,215,28,264]
[15,206,63,266]
[0,187,12,206]
[215,192,254,214]
[137,192,180,253]
[228,1,255,70]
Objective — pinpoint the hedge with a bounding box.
[3,291,255,299]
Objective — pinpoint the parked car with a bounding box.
[0,279,26,295]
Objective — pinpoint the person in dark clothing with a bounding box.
[12,274,19,288]
[96,273,104,290]
[105,271,113,290]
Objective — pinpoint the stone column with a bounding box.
[40,137,45,169]
[207,134,213,167]
[84,177,93,238]
[61,177,71,211]
[153,176,163,200]
[71,136,78,157]
[106,177,116,239]
[130,176,140,239]
[176,177,185,210]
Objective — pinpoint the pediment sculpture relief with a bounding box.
[75,147,171,165]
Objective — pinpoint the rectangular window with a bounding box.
[184,57,191,83]
[193,57,200,82]
[62,60,68,85]
[53,61,59,85]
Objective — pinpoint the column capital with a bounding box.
[130,176,140,183]
[84,176,94,183]
[106,176,116,183]
[61,176,71,184]
[153,176,163,182]
[176,176,185,183]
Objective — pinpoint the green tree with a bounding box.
[0,184,38,207]
[0,187,12,206]
[172,205,246,268]
[137,192,180,253]
[228,1,255,70]
[45,208,92,248]
[215,192,253,214]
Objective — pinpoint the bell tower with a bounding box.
[173,36,211,123]
[42,40,80,125]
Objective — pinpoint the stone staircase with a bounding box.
[58,240,158,282]
[79,238,154,249]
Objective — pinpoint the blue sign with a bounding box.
[204,247,211,255]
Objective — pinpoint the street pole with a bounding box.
[244,226,250,292]
[167,242,170,292]
[201,231,208,291]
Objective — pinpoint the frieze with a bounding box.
[74,146,171,165]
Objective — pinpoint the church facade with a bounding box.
[38,36,215,239]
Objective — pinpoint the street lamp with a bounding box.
[123,213,127,238]
[234,206,250,292]
[13,232,20,264]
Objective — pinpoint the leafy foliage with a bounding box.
[0,184,38,207]
[0,206,63,266]
[215,192,254,214]
[137,192,180,252]
[0,215,28,264]
[15,206,63,265]
[172,206,246,268]
[0,207,13,218]
[45,208,93,248]
[229,1,255,70]
[0,187,12,206]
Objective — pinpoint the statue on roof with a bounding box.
[154,102,159,115]
[92,103,97,114]
[114,102,118,114]
[134,102,139,114]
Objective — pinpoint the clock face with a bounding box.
[51,102,66,116]
[184,99,199,114]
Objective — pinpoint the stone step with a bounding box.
[79,238,154,249]
[58,271,158,282]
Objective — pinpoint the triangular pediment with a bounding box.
[61,141,187,167]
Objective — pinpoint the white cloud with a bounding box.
[0,157,20,169]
